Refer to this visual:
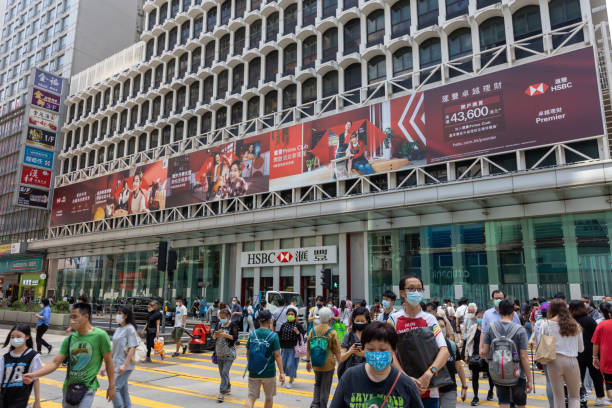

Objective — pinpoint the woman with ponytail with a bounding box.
[543,299,583,408]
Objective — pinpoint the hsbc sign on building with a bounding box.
[241,246,337,267]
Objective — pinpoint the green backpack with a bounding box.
[309,328,334,368]
[334,322,347,343]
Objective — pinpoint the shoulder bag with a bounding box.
[535,320,556,364]
[380,371,402,408]
[65,335,95,406]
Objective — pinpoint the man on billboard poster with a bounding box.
[130,171,147,214]
[209,152,229,200]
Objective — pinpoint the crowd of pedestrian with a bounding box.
[0,284,610,408]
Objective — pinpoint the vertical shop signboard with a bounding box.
[15,69,68,210]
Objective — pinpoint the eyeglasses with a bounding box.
[405,287,424,293]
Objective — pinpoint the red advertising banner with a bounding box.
[20,165,52,189]
[50,48,604,227]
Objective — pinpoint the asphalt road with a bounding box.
[2,328,606,408]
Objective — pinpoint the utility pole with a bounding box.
[160,240,170,333]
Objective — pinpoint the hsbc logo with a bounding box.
[525,83,549,96]
[277,252,293,263]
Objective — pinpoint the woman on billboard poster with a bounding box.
[346,132,374,175]
[221,160,248,198]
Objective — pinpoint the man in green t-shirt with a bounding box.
[24,303,115,408]
[244,309,285,408]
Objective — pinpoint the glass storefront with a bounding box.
[56,245,222,306]
[368,212,612,306]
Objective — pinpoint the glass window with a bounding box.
[367,55,386,82]
[393,47,412,76]
[366,10,385,47]
[302,0,317,26]
[302,35,317,68]
[322,28,338,62]
[322,70,338,97]
[419,38,441,68]
[283,4,297,35]
[448,28,472,60]
[283,43,297,75]
[343,19,360,54]
[391,0,411,38]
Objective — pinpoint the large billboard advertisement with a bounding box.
[50,47,604,227]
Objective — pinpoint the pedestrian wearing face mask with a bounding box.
[377,290,398,322]
[338,307,370,379]
[142,302,161,363]
[309,296,326,326]
[278,307,306,388]
[0,324,43,408]
[388,275,450,408]
[463,310,495,406]
[478,290,521,360]
[213,308,239,402]
[103,306,139,408]
[330,321,423,408]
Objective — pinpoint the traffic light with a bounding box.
[332,275,339,289]
[321,268,332,291]
[157,241,168,271]
[168,249,177,272]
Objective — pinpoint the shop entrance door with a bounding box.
[260,277,273,292]
[241,277,254,304]
[301,276,316,308]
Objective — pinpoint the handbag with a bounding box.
[468,355,482,366]
[294,333,307,358]
[380,371,402,408]
[128,337,147,364]
[396,326,454,389]
[535,320,556,364]
[65,335,95,406]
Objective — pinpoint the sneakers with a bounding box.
[286,383,293,389]
[223,387,231,395]
[182,345,187,354]
[487,390,494,401]
[471,397,480,406]
[217,394,224,403]
[47,345,52,354]
[144,357,152,363]
[172,352,179,357]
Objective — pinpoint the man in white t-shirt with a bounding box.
[388,275,450,408]
[172,296,188,357]
[454,297,469,337]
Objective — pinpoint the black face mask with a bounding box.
[353,322,368,331]
[316,304,323,309]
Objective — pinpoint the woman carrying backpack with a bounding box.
[537,299,584,408]
[338,307,369,379]
[278,307,306,388]
[213,308,239,402]
[103,305,139,408]
[0,324,43,408]
[306,307,342,408]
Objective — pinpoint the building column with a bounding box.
[235,242,243,301]
[273,239,280,291]
[522,218,539,299]
[451,225,465,300]
[315,235,323,297]
[339,233,347,301]
[362,231,369,303]
[561,215,581,299]
[293,237,301,295]
[220,244,227,302]
[253,240,261,297]
[420,227,432,300]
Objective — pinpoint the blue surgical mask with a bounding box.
[494,299,502,308]
[366,351,392,371]
[219,318,228,324]
[382,300,391,309]
[10,338,25,348]
[405,291,423,306]
[477,318,483,324]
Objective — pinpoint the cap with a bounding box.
[258,309,272,322]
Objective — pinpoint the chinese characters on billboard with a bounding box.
[50,47,604,227]
[16,68,66,210]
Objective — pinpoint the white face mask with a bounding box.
[115,314,124,324]
[10,338,25,348]
[465,313,475,319]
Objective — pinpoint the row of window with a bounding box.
[65,0,582,128]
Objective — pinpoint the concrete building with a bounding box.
[34,0,612,308]
[0,0,143,300]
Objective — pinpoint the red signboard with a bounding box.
[50,47,604,227]
[20,165,52,189]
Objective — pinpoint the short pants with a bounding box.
[248,377,276,400]
[171,327,184,340]
[495,378,527,406]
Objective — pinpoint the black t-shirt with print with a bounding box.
[330,365,423,408]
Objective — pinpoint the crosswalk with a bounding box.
[11,329,609,408]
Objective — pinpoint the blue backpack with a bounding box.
[309,328,334,368]
[247,330,276,376]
